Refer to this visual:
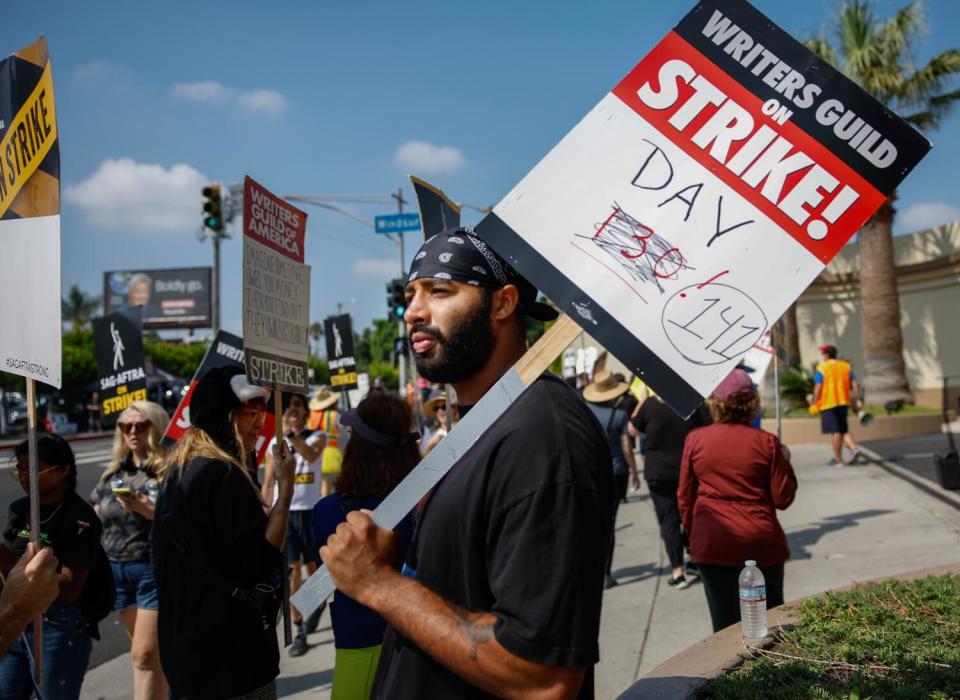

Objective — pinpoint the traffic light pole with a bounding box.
[212,231,221,336]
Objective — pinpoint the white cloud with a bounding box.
[394,140,467,174]
[236,89,289,116]
[73,60,134,82]
[351,258,400,278]
[171,80,232,103]
[65,158,208,233]
[898,201,960,232]
[171,81,290,116]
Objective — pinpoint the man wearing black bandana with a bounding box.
[321,228,614,699]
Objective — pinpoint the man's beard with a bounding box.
[411,292,495,384]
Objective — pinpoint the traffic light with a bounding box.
[202,183,223,232]
[387,278,406,319]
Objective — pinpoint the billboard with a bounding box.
[104,267,212,329]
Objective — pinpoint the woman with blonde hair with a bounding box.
[90,400,170,700]
[152,367,295,700]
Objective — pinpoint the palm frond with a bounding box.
[902,87,960,130]
[896,50,960,108]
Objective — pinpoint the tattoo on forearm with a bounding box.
[445,601,494,661]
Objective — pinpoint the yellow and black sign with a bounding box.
[331,370,358,388]
[0,36,59,221]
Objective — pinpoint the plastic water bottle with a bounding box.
[739,560,767,639]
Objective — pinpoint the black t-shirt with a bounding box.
[152,457,283,699]
[2,491,102,613]
[631,397,711,483]
[372,375,614,700]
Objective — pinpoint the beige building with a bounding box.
[798,220,960,409]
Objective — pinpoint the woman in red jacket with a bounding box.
[679,369,797,633]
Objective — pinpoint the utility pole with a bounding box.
[392,188,408,393]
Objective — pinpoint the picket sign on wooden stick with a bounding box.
[296,0,934,616]
[26,378,43,684]
[275,386,293,646]
[291,314,581,617]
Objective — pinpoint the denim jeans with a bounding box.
[0,601,92,700]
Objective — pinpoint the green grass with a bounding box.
[702,575,960,699]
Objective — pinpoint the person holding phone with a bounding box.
[90,401,170,700]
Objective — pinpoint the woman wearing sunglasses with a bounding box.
[152,367,296,700]
[90,400,170,700]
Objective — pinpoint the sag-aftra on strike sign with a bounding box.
[478,0,930,416]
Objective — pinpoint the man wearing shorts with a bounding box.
[814,344,861,467]
[262,407,325,656]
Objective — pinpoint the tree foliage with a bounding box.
[805,0,960,131]
[61,285,101,332]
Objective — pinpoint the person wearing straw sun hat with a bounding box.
[420,391,452,456]
[308,387,343,497]
[583,370,640,588]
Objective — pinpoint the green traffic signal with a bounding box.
[393,304,406,319]
[202,183,223,232]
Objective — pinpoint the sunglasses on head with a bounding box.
[118,420,151,435]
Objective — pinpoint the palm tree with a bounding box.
[309,322,324,357]
[61,285,101,331]
[806,0,960,403]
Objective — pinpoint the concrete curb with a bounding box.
[858,445,960,511]
[616,562,960,699]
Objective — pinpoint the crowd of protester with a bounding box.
[0,228,808,699]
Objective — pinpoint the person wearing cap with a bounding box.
[320,227,613,700]
[678,369,798,633]
[311,392,419,700]
[583,370,640,589]
[261,406,326,657]
[152,367,296,700]
[307,386,343,497]
[813,344,862,466]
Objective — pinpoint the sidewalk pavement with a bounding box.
[82,442,960,700]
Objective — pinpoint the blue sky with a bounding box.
[4,0,959,341]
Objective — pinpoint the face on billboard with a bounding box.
[128,278,151,307]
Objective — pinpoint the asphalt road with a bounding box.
[864,431,958,487]
[0,435,131,670]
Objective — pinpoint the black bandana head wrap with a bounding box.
[407,227,558,322]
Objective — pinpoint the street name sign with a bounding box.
[374,212,421,234]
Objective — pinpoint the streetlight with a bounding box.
[336,298,358,315]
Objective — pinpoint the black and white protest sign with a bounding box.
[242,176,311,394]
[324,314,357,391]
[0,37,62,387]
[92,312,147,418]
[476,0,931,416]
